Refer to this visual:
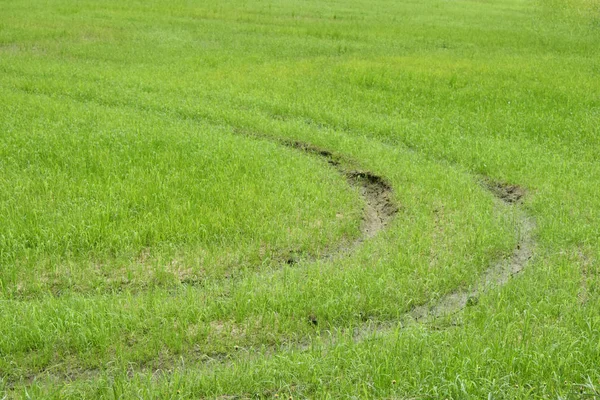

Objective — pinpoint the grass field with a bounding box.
[1,0,599,398]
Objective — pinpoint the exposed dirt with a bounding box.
[482,179,526,204]
[346,171,398,240]
[353,180,536,340]
[271,140,538,344]
[407,209,535,323]
[3,138,402,389]
[281,140,398,256]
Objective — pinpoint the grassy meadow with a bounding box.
[0,0,599,398]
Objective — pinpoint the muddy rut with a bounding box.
[277,139,536,344]
[251,136,536,343]
[281,140,398,256]
[351,180,536,342]
[10,138,537,387]
[407,181,535,322]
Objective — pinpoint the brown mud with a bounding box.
[407,201,534,322]
[351,180,536,342]
[281,140,398,256]
[273,140,536,329]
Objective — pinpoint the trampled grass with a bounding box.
[0,0,599,398]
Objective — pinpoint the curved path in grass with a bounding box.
[10,135,536,386]
[277,139,398,258]
[252,135,536,342]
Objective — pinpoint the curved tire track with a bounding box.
[280,140,398,258]
[274,139,537,344]
[8,137,537,388]
[352,180,536,342]
[242,135,536,344]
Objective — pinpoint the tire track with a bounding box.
[351,180,536,342]
[272,140,536,345]
[6,138,536,389]
[408,180,535,323]
[279,140,398,259]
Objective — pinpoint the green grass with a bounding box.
[0,0,599,398]
[0,92,363,296]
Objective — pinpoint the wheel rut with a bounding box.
[407,180,535,322]
[8,137,537,388]
[350,179,536,343]
[279,140,398,259]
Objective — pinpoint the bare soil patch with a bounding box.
[281,140,398,258]
[483,179,526,204]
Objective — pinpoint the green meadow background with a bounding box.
[1,0,599,397]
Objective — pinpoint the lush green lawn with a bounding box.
[1,0,599,398]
